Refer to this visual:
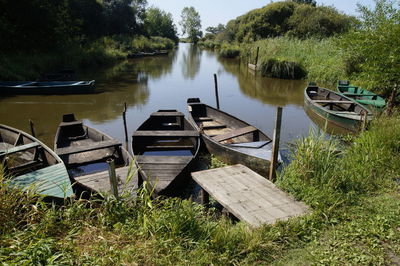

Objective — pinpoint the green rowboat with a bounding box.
[305,83,373,133]
[337,80,386,108]
[0,124,73,199]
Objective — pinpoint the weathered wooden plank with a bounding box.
[212,126,257,142]
[56,139,121,156]
[314,100,354,104]
[191,164,309,227]
[136,155,191,164]
[0,142,40,155]
[150,111,184,117]
[133,130,199,137]
[144,145,194,150]
[195,117,213,122]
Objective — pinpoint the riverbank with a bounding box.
[1,114,399,264]
[0,36,175,81]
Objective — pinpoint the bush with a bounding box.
[260,58,306,79]
[219,44,240,58]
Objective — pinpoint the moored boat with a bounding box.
[337,80,385,109]
[0,124,73,199]
[54,114,135,195]
[305,83,373,133]
[132,110,200,196]
[0,80,95,95]
[187,98,280,177]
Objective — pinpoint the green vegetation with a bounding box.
[0,0,178,80]
[180,7,203,43]
[1,115,399,264]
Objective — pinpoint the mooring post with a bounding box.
[255,47,260,67]
[122,102,128,143]
[107,158,119,198]
[29,119,36,137]
[214,73,220,109]
[269,107,283,181]
[200,188,209,206]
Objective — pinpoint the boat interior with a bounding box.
[188,100,271,146]
[132,110,198,156]
[0,126,57,177]
[307,86,368,114]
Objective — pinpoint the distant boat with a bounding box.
[132,110,200,196]
[304,83,373,132]
[187,98,280,177]
[337,80,386,109]
[0,124,73,199]
[0,80,95,95]
[127,50,169,58]
[54,114,135,195]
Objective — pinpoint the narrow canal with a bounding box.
[0,43,322,149]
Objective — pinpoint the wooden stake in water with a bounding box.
[269,107,283,181]
[123,102,128,143]
[214,74,220,109]
[255,46,260,66]
[107,158,119,198]
[29,119,36,137]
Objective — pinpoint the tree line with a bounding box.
[0,0,178,51]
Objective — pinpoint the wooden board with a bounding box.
[56,139,121,156]
[212,126,257,142]
[191,164,309,227]
[0,142,40,155]
[74,166,137,196]
[133,130,199,137]
[314,100,354,104]
[150,111,184,117]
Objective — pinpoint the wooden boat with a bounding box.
[337,80,386,109]
[54,114,135,195]
[132,110,200,196]
[187,98,280,177]
[0,124,73,199]
[304,83,373,133]
[0,80,95,95]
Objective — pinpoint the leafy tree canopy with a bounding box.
[145,7,178,42]
[180,7,202,43]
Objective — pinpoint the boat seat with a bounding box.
[0,142,40,156]
[212,126,257,142]
[145,145,195,150]
[150,111,184,117]
[314,100,354,104]
[56,139,121,156]
[133,130,199,137]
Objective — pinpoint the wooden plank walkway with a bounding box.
[74,166,138,197]
[191,164,309,227]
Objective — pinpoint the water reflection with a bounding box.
[181,45,202,79]
[218,58,307,107]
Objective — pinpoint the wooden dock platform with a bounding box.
[191,164,309,227]
[74,166,138,197]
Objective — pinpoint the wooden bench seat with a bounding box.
[212,126,257,142]
[314,100,354,104]
[59,120,83,127]
[0,142,40,156]
[145,145,195,150]
[56,139,121,156]
[133,130,199,137]
[150,111,184,117]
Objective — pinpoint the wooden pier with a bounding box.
[191,164,309,227]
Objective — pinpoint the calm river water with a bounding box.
[0,43,323,149]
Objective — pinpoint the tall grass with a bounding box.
[242,37,347,84]
[0,35,176,80]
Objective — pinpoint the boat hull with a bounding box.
[0,80,95,95]
[304,85,372,133]
[337,81,385,109]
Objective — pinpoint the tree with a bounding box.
[205,24,225,35]
[145,7,178,42]
[342,0,400,94]
[292,0,317,6]
[180,7,202,43]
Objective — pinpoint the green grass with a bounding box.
[1,115,399,264]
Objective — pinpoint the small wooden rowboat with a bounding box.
[337,80,385,108]
[187,98,280,177]
[54,114,135,195]
[0,124,73,199]
[0,80,95,95]
[132,110,200,196]
[304,83,373,132]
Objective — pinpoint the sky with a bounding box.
[146,0,377,35]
